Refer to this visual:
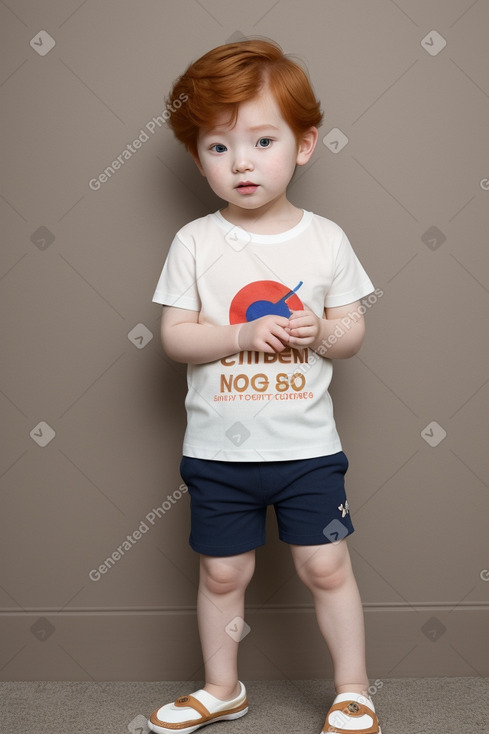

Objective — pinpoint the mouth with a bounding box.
[236,181,259,194]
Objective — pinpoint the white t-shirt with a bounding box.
[152,210,374,461]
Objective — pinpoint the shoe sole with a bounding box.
[148,706,248,734]
[322,724,381,734]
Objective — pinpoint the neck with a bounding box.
[220,196,302,234]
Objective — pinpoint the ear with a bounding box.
[192,153,206,177]
[296,127,319,166]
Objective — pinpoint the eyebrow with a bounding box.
[202,122,280,138]
[247,124,280,132]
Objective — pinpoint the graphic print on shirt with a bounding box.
[216,279,313,404]
[229,279,304,324]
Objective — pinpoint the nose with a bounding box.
[232,148,254,173]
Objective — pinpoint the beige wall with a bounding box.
[1,0,488,681]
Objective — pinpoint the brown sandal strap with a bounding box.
[174,694,210,718]
[324,699,379,734]
[150,695,211,730]
[151,693,248,731]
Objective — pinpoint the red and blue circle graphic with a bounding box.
[229,280,304,324]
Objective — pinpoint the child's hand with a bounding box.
[237,315,290,353]
[285,309,322,347]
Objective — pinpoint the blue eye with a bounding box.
[257,138,272,148]
[211,144,227,153]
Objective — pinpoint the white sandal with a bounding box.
[148,682,248,734]
[321,691,381,733]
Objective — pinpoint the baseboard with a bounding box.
[1,605,487,680]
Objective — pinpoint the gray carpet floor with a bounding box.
[2,678,488,733]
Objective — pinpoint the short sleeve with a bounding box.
[152,234,201,311]
[324,229,374,308]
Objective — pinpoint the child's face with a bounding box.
[194,89,316,214]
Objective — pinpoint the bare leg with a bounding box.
[290,540,370,696]
[197,550,255,700]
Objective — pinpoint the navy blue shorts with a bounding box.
[179,452,354,557]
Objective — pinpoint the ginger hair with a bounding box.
[166,39,323,158]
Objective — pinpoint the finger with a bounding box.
[288,324,315,338]
[287,319,305,332]
[288,310,306,321]
[289,310,315,322]
[266,314,291,327]
[288,335,314,348]
[288,322,313,335]
[266,336,288,352]
[270,323,291,339]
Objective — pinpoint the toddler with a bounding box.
[149,38,381,734]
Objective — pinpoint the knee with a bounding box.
[200,554,255,595]
[296,547,349,593]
